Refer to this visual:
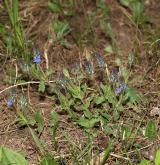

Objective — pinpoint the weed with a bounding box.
[119,0,151,28]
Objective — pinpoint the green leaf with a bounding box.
[125,88,141,104]
[119,0,133,7]
[145,120,157,140]
[101,84,116,105]
[104,125,113,135]
[19,95,28,110]
[58,93,71,110]
[83,109,93,119]
[97,0,109,17]
[34,111,45,135]
[113,110,120,121]
[139,159,151,165]
[40,154,59,165]
[48,2,63,13]
[95,96,105,105]
[50,111,59,138]
[78,117,100,128]
[50,111,59,128]
[45,69,55,79]
[39,81,45,93]
[0,147,28,165]
[100,142,112,165]
[53,20,70,39]
[121,125,131,140]
[17,116,36,127]
[131,1,144,21]
[29,127,45,154]
[155,149,160,165]
[0,23,5,34]
[104,46,114,54]
[31,65,41,80]
[68,86,84,101]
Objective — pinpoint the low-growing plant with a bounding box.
[119,0,151,27]
[49,52,141,134]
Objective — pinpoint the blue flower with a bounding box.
[115,83,128,95]
[33,49,41,64]
[84,59,94,75]
[95,53,106,68]
[7,98,15,107]
[7,89,16,107]
[115,86,123,95]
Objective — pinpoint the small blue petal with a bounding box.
[7,89,16,107]
[115,83,129,95]
[115,86,123,95]
[33,49,41,64]
[7,99,15,107]
[33,55,41,64]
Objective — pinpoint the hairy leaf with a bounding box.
[0,147,28,165]
[145,120,157,140]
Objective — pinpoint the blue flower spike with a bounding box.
[115,83,128,95]
[7,98,15,108]
[7,90,16,108]
[95,53,106,68]
[84,59,94,75]
[115,86,123,95]
[33,49,41,64]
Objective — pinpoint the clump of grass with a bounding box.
[2,0,32,63]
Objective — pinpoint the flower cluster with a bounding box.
[83,59,94,75]
[33,49,41,64]
[7,90,16,108]
[115,83,128,95]
[94,53,106,68]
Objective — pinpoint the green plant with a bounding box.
[49,111,59,149]
[4,0,25,49]
[3,0,31,62]
[0,147,60,165]
[51,53,141,134]
[0,147,28,165]
[53,20,71,46]
[145,120,157,140]
[100,142,113,165]
[119,0,150,27]
[40,155,59,165]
